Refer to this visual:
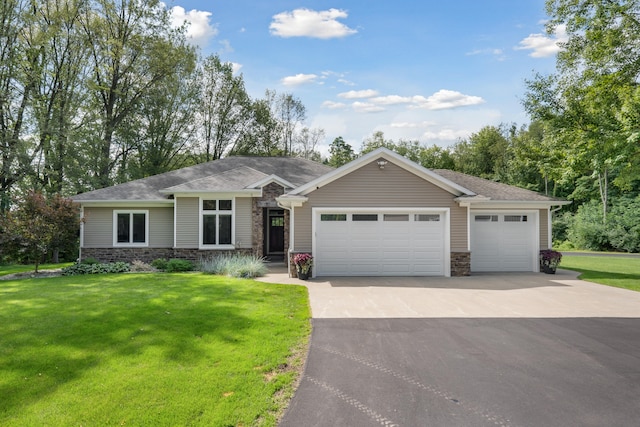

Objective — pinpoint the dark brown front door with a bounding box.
[266,209,285,255]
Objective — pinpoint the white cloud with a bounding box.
[414,89,485,110]
[281,73,319,86]
[231,63,243,75]
[169,6,218,48]
[391,121,436,128]
[338,78,355,86]
[515,24,568,58]
[370,95,414,105]
[322,100,347,109]
[270,8,357,39]
[352,101,385,113]
[338,89,379,99]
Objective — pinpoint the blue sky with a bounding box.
[166,0,565,155]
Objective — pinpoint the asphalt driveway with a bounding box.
[258,269,640,426]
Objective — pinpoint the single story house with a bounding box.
[72,147,569,277]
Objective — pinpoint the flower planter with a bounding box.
[541,265,556,274]
[297,271,310,280]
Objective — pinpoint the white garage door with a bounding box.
[314,210,447,276]
[471,212,537,272]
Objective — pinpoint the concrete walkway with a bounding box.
[257,266,640,318]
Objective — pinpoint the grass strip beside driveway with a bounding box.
[561,255,640,292]
[0,273,310,426]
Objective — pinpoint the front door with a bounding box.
[266,209,285,256]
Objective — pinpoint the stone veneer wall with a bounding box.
[252,182,288,258]
[451,251,471,276]
[81,247,252,264]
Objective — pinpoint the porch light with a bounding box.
[376,159,388,169]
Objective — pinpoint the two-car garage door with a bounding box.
[314,209,447,276]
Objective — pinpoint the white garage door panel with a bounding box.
[471,213,536,272]
[315,210,446,276]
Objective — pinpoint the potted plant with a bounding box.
[293,253,313,280]
[540,249,562,274]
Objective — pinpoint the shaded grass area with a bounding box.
[0,273,310,426]
[0,263,73,276]
[561,256,640,292]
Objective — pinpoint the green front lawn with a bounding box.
[0,263,73,276]
[560,255,640,292]
[0,273,310,426]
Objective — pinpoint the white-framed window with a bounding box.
[113,210,149,246]
[200,198,234,248]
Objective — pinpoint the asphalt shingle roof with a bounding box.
[72,156,334,201]
[432,169,562,202]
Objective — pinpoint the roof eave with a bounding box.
[455,198,572,209]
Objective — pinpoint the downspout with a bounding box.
[79,206,84,262]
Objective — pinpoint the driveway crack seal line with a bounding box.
[313,344,513,427]
[306,375,400,427]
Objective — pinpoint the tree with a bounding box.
[28,0,89,195]
[452,125,511,180]
[122,44,198,179]
[232,91,282,156]
[0,191,80,270]
[80,0,191,188]
[0,0,37,211]
[296,127,325,160]
[525,0,640,221]
[197,55,251,161]
[328,136,355,167]
[276,92,305,156]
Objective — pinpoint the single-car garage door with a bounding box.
[471,212,538,272]
[314,209,447,276]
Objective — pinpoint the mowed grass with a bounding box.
[561,255,640,292]
[0,263,73,276]
[0,273,310,426]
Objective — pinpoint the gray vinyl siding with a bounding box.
[293,160,467,251]
[149,207,174,247]
[540,208,549,249]
[82,206,173,248]
[235,197,253,249]
[83,207,112,247]
[176,197,199,248]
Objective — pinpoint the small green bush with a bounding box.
[62,261,130,276]
[165,259,193,272]
[151,258,168,271]
[199,254,267,278]
[81,257,100,265]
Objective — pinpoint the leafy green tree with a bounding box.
[80,0,191,188]
[328,136,356,167]
[296,127,325,160]
[0,0,38,211]
[276,92,306,156]
[232,91,283,156]
[197,54,251,161]
[0,191,80,270]
[418,145,455,170]
[452,125,511,180]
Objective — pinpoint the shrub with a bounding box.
[165,259,193,272]
[199,254,267,278]
[81,257,100,265]
[151,258,168,271]
[62,261,130,276]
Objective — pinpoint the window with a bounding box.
[114,211,148,246]
[415,214,440,222]
[321,214,347,221]
[475,215,498,222]
[352,214,378,221]
[384,214,409,221]
[505,215,528,222]
[201,199,233,247]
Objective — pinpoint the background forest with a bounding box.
[1,0,639,258]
